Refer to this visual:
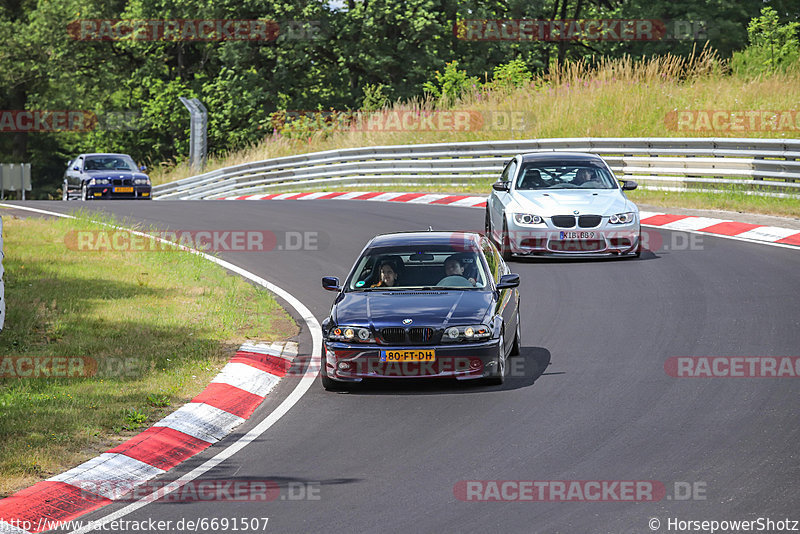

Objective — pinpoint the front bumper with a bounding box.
[322,340,501,382]
[87,185,151,199]
[506,217,640,257]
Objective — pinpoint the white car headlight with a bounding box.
[512,213,544,225]
[441,325,491,342]
[89,178,110,185]
[609,212,636,224]
[329,326,374,343]
[134,178,150,185]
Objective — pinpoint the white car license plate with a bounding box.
[559,231,595,239]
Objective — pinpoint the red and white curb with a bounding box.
[224,191,800,248]
[635,212,800,247]
[0,341,297,534]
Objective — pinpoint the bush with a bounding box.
[422,61,480,106]
[487,59,533,92]
[731,7,800,77]
[361,83,390,111]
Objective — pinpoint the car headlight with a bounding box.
[609,212,636,224]
[512,213,544,225]
[328,326,374,343]
[88,178,110,185]
[134,178,150,185]
[441,325,491,342]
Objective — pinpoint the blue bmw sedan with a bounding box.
[320,231,521,389]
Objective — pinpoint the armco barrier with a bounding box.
[152,138,800,200]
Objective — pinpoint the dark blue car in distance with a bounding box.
[320,231,521,389]
[63,153,151,200]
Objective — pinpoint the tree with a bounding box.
[731,6,799,76]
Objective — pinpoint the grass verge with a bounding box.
[0,212,298,497]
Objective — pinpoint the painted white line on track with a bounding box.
[0,203,322,534]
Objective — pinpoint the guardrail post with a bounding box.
[0,163,32,200]
[179,97,208,172]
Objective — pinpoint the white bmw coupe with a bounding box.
[486,152,641,259]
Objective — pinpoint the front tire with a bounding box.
[320,351,346,391]
[510,308,521,356]
[633,230,642,258]
[62,183,69,201]
[486,334,506,386]
[500,220,513,262]
[81,184,88,201]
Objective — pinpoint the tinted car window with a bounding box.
[516,162,618,190]
[500,159,517,182]
[347,248,489,290]
[83,155,137,172]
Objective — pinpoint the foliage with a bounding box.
[361,83,390,111]
[731,7,800,76]
[485,58,533,92]
[422,60,480,105]
[0,0,795,197]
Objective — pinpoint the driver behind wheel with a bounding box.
[443,255,476,286]
[573,168,596,186]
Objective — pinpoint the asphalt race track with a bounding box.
[6,199,799,534]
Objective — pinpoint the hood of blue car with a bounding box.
[333,290,493,328]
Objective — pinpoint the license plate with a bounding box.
[380,349,435,362]
[559,231,595,239]
[114,187,133,193]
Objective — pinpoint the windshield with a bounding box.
[83,155,138,172]
[515,162,618,190]
[348,248,489,290]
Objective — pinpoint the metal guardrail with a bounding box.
[153,138,800,200]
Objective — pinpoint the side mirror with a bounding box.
[492,181,510,192]
[496,273,520,290]
[322,276,341,291]
[621,180,638,191]
[140,165,147,172]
